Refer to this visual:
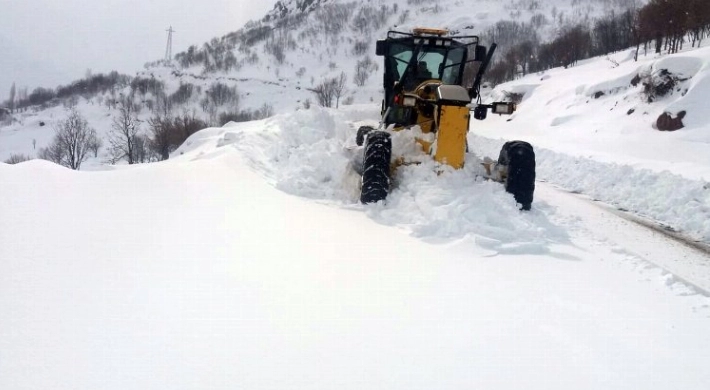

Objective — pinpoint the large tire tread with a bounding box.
[356,126,374,147]
[499,141,536,210]
[360,131,392,204]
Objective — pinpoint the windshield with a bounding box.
[388,43,467,85]
[389,43,413,81]
[441,46,465,84]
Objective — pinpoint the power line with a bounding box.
[165,26,175,61]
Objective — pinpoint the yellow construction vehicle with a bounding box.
[356,28,536,210]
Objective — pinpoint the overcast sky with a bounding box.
[0,0,274,99]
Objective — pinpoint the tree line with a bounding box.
[486,0,710,84]
[3,72,132,112]
[29,100,209,168]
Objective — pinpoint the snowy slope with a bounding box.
[2,107,710,389]
[475,45,710,242]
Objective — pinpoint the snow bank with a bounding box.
[470,134,710,242]
[474,47,710,242]
[173,106,567,254]
[170,99,710,245]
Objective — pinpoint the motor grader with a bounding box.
[356,28,536,210]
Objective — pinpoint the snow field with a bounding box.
[3,139,710,390]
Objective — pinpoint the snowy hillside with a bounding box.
[1,0,642,165]
[134,0,642,111]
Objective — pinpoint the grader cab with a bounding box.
[356,28,536,210]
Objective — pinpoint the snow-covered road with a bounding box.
[536,183,710,293]
[2,107,709,390]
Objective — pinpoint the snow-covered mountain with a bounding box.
[140,0,643,111]
[1,0,642,146]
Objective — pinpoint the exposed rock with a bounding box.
[630,74,641,87]
[642,69,688,103]
[656,110,686,131]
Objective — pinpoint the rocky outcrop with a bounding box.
[656,110,686,131]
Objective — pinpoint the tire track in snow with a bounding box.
[537,183,710,295]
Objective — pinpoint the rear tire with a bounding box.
[499,141,536,210]
[360,131,392,204]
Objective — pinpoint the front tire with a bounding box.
[356,126,374,146]
[499,141,536,210]
[360,131,392,204]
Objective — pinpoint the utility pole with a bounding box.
[165,26,175,62]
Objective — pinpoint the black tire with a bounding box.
[499,141,536,210]
[356,126,374,146]
[360,131,392,204]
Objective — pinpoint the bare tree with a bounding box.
[311,79,336,108]
[38,109,97,170]
[354,57,377,87]
[206,82,239,107]
[147,115,172,161]
[9,82,16,113]
[38,140,65,165]
[132,134,150,163]
[334,72,347,108]
[108,98,140,164]
[89,136,103,157]
[311,72,347,108]
[147,113,208,161]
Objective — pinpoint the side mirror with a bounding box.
[376,40,387,56]
[473,106,488,120]
[474,45,487,61]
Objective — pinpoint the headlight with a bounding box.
[492,102,516,115]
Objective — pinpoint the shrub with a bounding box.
[314,3,356,42]
[354,57,377,86]
[352,40,369,56]
[502,91,524,104]
[4,154,32,164]
[311,72,347,108]
[55,71,131,100]
[148,114,209,160]
[28,87,56,106]
[218,104,275,125]
[170,83,195,105]
[131,77,165,97]
[206,82,239,107]
[641,69,686,102]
